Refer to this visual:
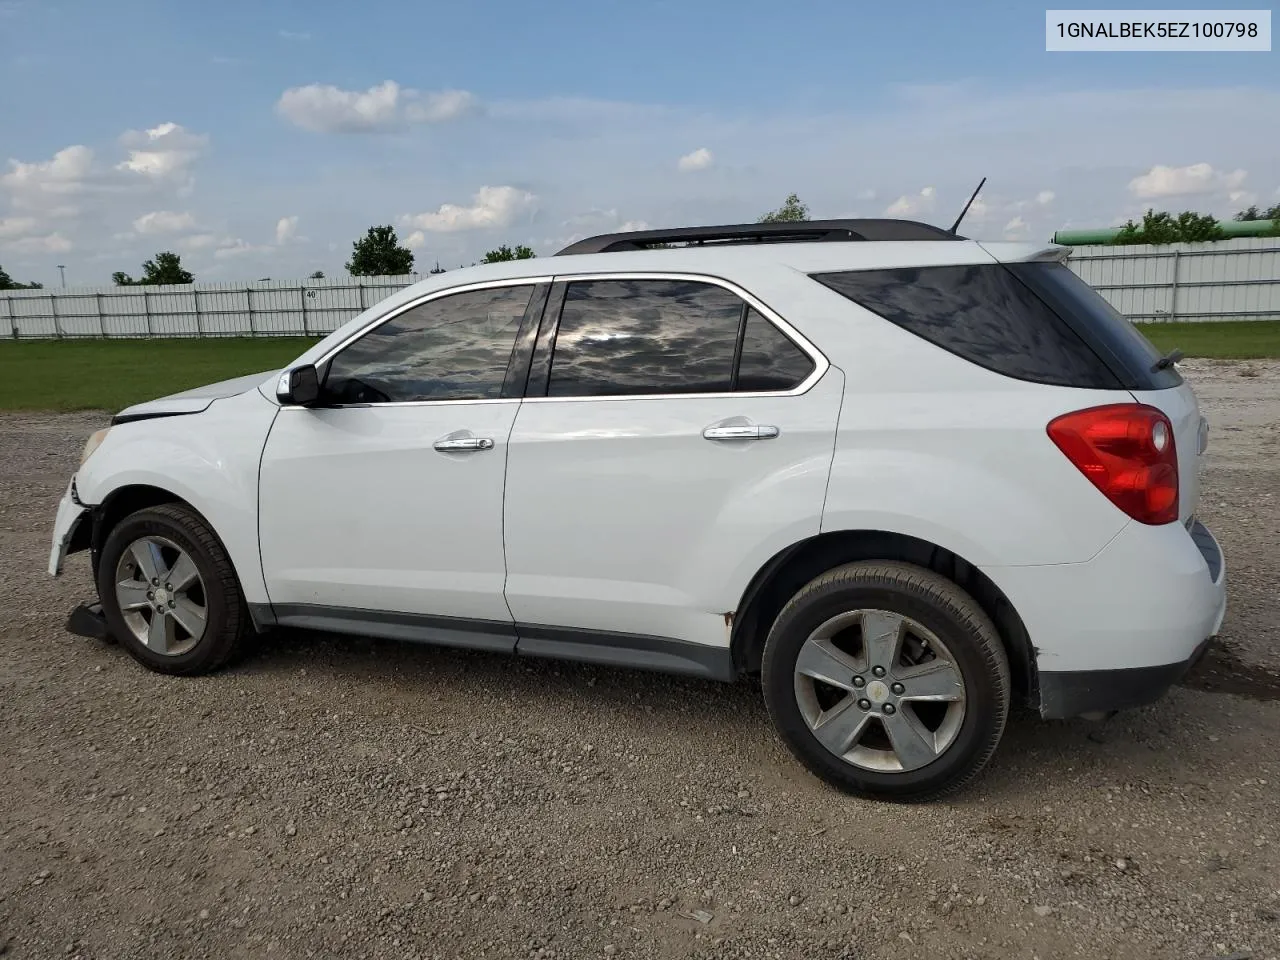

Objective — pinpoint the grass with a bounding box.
[1134,320,1280,361]
[0,337,320,412]
[1,322,1278,412]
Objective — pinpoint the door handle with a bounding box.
[433,436,495,452]
[702,424,780,441]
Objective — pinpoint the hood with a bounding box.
[112,369,280,424]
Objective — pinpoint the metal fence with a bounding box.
[3,236,1280,339]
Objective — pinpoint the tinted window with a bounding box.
[548,279,743,397]
[812,265,1122,389]
[324,285,535,403]
[1007,262,1182,389]
[736,308,815,391]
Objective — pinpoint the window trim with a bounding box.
[526,271,828,403]
[305,276,555,409]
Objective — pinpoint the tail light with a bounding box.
[1047,404,1179,525]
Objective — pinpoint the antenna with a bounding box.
[948,177,987,235]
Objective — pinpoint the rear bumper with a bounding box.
[984,518,1226,719]
[1038,637,1211,719]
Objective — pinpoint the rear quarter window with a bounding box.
[811,264,1135,390]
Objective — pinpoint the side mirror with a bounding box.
[276,364,321,406]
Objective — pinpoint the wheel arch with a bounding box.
[729,529,1037,705]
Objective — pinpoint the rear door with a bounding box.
[501,273,843,670]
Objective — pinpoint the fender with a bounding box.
[75,388,280,606]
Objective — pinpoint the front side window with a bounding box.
[323,284,535,403]
[546,279,813,398]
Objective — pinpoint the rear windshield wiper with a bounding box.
[1152,348,1184,372]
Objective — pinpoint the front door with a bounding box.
[258,280,546,646]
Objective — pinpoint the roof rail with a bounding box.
[554,218,961,255]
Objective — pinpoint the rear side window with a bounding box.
[1007,262,1182,389]
[546,279,814,397]
[737,308,815,391]
[812,264,1123,389]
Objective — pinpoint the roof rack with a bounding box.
[554,218,961,256]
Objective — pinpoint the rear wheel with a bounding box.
[761,561,1010,801]
[97,503,251,675]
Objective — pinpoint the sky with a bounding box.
[1,0,1277,287]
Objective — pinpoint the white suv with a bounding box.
[49,219,1226,801]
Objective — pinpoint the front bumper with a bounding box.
[985,518,1227,719]
[49,478,90,577]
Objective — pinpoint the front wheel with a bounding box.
[97,503,251,675]
[761,561,1010,802]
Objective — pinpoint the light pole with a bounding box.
[57,265,66,288]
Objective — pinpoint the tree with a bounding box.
[480,244,536,263]
[0,264,43,290]
[112,251,194,285]
[1112,209,1226,245]
[758,193,809,223]
[309,270,325,279]
[1234,203,1280,222]
[346,225,414,276]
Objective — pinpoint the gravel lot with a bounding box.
[3,359,1279,960]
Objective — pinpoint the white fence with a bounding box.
[3,236,1279,339]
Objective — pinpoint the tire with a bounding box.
[761,561,1010,802]
[97,503,251,675]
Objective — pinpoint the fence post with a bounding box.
[50,293,62,339]
[142,289,153,336]
[247,287,256,336]
[358,283,367,311]
[300,286,309,336]
[1168,249,1181,323]
[193,288,203,337]
[96,292,105,338]
[4,295,15,339]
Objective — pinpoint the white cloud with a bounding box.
[677,147,714,172]
[404,230,427,249]
[213,238,273,259]
[1228,190,1255,205]
[116,123,208,182]
[276,80,477,133]
[1127,162,1249,200]
[885,185,936,216]
[179,233,221,250]
[404,185,536,232]
[132,210,196,234]
[1003,215,1029,238]
[0,215,37,239]
[2,145,94,207]
[1036,190,1055,205]
[404,89,477,123]
[3,232,72,254]
[275,215,299,244]
[618,220,649,232]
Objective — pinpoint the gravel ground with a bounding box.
[2,360,1279,960]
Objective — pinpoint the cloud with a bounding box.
[0,216,37,239]
[133,210,196,234]
[213,238,274,259]
[276,80,477,133]
[618,220,649,232]
[1036,190,1055,205]
[1003,215,1029,238]
[178,233,221,250]
[404,185,536,232]
[2,145,95,207]
[275,215,298,244]
[677,147,714,172]
[116,123,208,182]
[404,90,478,124]
[404,230,427,249]
[2,232,72,254]
[857,188,878,201]
[884,185,935,216]
[1127,162,1249,200]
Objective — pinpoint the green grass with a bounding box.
[1134,320,1280,361]
[1,322,1278,412]
[0,337,321,412]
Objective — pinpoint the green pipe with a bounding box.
[1053,218,1280,246]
